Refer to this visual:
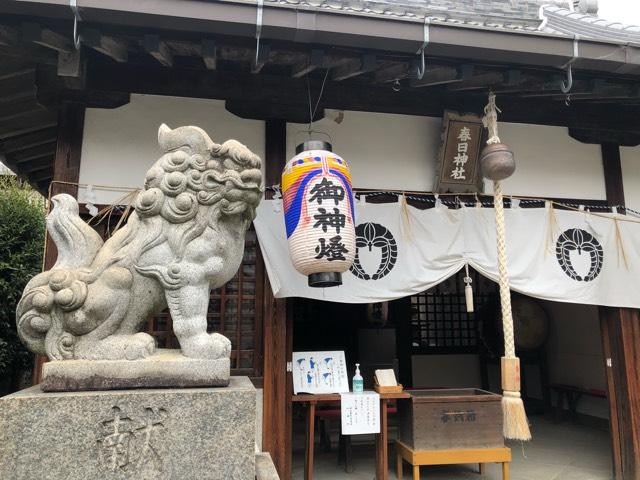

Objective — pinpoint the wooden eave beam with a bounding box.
[519,78,638,100]
[81,62,640,133]
[82,28,128,63]
[202,39,217,70]
[226,99,323,123]
[411,64,472,88]
[332,54,376,81]
[447,70,505,91]
[22,22,73,53]
[143,34,173,67]
[291,49,325,78]
[569,127,640,147]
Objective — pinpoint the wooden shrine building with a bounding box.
[1,0,640,478]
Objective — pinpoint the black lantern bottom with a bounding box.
[308,272,342,288]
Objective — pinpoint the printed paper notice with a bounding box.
[340,392,380,435]
[292,351,349,394]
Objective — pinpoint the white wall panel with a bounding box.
[287,112,441,192]
[621,146,640,210]
[79,94,265,204]
[485,122,606,200]
[81,99,606,205]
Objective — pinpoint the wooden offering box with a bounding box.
[398,389,503,451]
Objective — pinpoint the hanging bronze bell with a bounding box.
[480,142,516,181]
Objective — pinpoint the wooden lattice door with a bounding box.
[146,230,264,378]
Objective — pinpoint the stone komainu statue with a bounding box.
[17,124,262,361]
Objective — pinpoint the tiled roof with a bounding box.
[540,6,640,45]
[262,0,565,32]
[256,0,640,44]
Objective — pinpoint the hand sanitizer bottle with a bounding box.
[352,363,364,393]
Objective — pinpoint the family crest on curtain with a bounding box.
[254,200,640,309]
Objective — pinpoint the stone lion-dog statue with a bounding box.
[17,124,263,363]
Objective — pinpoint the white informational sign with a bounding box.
[255,200,640,309]
[340,392,381,435]
[292,351,349,394]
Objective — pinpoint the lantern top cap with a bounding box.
[295,140,332,154]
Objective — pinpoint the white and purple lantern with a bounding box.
[281,141,356,287]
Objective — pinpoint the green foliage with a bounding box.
[0,176,45,378]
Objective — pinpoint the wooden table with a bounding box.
[292,391,410,480]
[395,440,512,480]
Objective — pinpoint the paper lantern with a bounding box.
[282,140,356,287]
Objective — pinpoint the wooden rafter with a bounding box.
[82,28,128,63]
[374,62,410,84]
[291,49,325,79]
[0,126,58,154]
[143,34,173,67]
[0,25,18,47]
[20,155,56,173]
[202,39,217,70]
[12,142,57,164]
[332,54,376,81]
[22,22,72,53]
[252,43,271,74]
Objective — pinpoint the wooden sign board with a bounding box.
[434,111,485,193]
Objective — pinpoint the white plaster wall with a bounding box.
[485,122,606,199]
[543,301,609,419]
[621,146,640,210]
[80,100,606,204]
[288,113,605,199]
[79,94,265,204]
[286,113,441,192]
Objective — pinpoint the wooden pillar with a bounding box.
[261,119,292,479]
[601,142,625,213]
[33,102,86,384]
[600,141,640,480]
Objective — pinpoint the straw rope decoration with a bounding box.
[482,92,532,441]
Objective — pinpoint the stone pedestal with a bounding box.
[0,377,256,480]
[41,350,230,392]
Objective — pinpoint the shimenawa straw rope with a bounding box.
[483,92,532,441]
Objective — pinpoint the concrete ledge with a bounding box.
[42,349,230,391]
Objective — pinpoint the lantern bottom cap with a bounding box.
[308,272,342,288]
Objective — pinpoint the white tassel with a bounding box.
[464,263,474,313]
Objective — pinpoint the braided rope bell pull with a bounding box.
[481,92,532,441]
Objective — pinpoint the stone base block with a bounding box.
[42,349,230,392]
[0,377,255,480]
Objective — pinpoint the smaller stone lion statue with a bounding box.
[17,124,262,362]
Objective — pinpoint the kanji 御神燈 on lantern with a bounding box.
[281,140,356,287]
